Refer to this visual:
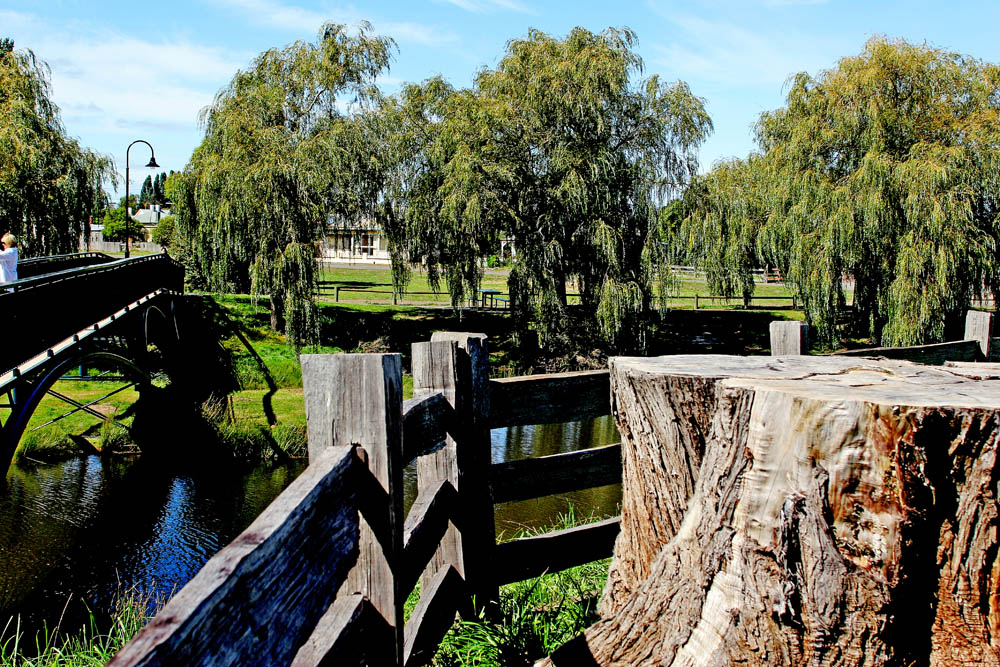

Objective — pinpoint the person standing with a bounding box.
[0,233,18,284]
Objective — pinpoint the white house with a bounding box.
[319,222,391,264]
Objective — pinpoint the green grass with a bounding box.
[0,587,157,666]
[10,271,802,466]
[428,510,611,666]
[318,263,809,312]
[4,379,141,464]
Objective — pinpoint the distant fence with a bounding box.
[318,281,802,311]
[770,310,995,363]
[111,333,619,666]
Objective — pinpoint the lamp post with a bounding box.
[123,140,159,258]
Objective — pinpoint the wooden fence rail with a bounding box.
[112,332,619,666]
[319,282,804,311]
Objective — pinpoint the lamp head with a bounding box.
[145,156,160,168]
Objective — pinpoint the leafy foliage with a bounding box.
[685,37,1000,346]
[364,27,711,354]
[0,40,114,256]
[150,214,175,247]
[171,23,395,346]
[99,206,145,242]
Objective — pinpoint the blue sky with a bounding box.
[4,0,1000,201]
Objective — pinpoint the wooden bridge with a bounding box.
[110,332,621,666]
[0,252,185,472]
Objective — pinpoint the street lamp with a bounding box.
[123,140,159,258]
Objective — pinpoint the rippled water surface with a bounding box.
[1,416,620,637]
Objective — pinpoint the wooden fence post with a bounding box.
[412,333,498,611]
[965,310,993,361]
[770,320,809,355]
[301,353,404,665]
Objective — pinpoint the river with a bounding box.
[0,416,621,641]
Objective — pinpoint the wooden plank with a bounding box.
[489,370,610,428]
[291,594,367,666]
[402,392,451,464]
[491,443,622,504]
[831,339,979,365]
[401,479,458,595]
[493,517,621,587]
[403,566,473,667]
[301,353,405,666]
[769,321,809,355]
[428,332,497,608]
[412,340,463,601]
[291,595,394,666]
[965,310,993,360]
[109,446,361,666]
[413,335,498,610]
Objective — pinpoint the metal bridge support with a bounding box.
[0,290,181,474]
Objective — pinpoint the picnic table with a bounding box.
[477,288,503,309]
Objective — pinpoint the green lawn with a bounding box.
[317,262,813,311]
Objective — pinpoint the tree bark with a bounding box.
[269,293,285,332]
[545,355,1000,666]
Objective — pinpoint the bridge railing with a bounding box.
[4,254,184,370]
[17,252,114,279]
[111,333,619,666]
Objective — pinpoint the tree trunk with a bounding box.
[544,355,1000,666]
[269,293,284,332]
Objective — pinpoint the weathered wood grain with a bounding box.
[831,338,979,364]
[493,517,621,587]
[541,355,1000,666]
[489,370,610,428]
[403,566,473,667]
[402,479,458,594]
[769,320,809,355]
[291,594,367,667]
[414,334,498,609]
[965,310,993,360]
[402,391,451,464]
[109,446,360,666]
[490,443,622,504]
[301,353,405,665]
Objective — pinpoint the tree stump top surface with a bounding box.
[612,354,1000,410]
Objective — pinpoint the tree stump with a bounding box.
[546,355,1000,666]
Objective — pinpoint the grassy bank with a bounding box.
[9,275,801,465]
[0,588,155,667]
[425,511,611,666]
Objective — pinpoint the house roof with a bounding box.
[132,207,172,225]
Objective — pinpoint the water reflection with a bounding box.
[1,416,621,641]
[0,456,305,639]
[402,415,622,538]
[491,416,622,538]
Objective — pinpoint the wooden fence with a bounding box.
[770,310,996,363]
[318,282,801,311]
[110,332,619,666]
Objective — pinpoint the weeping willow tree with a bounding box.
[687,37,1000,346]
[175,23,394,344]
[0,39,114,256]
[369,27,711,353]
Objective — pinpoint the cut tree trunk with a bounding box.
[543,355,1000,667]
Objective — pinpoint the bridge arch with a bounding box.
[1,351,152,472]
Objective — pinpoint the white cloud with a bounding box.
[436,0,536,14]
[207,0,458,44]
[649,13,836,87]
[206,0,331,33]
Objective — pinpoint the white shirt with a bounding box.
[0,247,18,284]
